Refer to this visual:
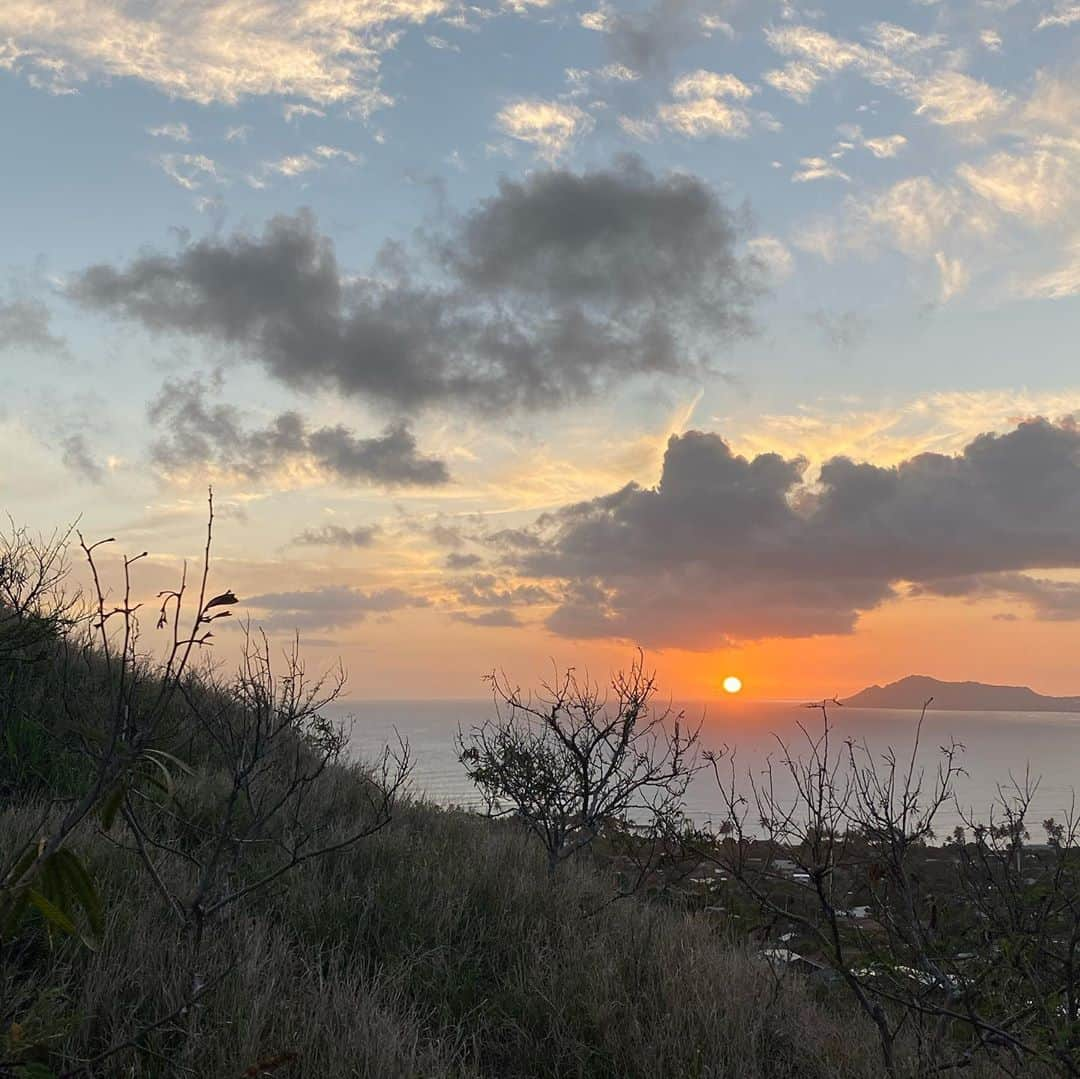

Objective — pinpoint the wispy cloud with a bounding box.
[147,122,191,142]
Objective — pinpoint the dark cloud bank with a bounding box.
[492,418,1080,649]
[71,157,760,418]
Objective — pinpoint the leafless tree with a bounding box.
[459,652,701,881]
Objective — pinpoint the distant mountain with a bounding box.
[844,675,1080,713]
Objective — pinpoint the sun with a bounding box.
[722,675,743,695]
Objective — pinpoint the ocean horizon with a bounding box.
[339,697,1080,839]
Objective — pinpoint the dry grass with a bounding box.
[0,759,909,1079]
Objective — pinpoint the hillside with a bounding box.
[845,674,1080,712]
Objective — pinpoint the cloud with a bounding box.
[809,309,868,349]
[72,159,761,413]
[1023,238,1080,299]
[657,70,756,138]
[147,122,191,142]
[765,23,1008,126]
[59,432,104,483]
[494,99,594,159]
[244,584,430,631]
[496,418,1080,649]
[763,62,822,103]
[445,551,483,569]
[450,608,522,627]
[792,156,850,183]
[934,251,970,301]
[746,235,794,281]
[1037,2,1080,28]
[147,376,449,487]
[452,573,555,607]
[0,0,446,110]
[958,149,1074,224]
[862,133,907,158]
[293,524,379,547]
[908,71,1010,125]
[0,298,67,355]
[259,145,361,181]
[591,0,706,76]
[916,572,1080,621]
[158,153,220,190]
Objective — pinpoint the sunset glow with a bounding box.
[722,676,743,696]
[1,0,1078,702]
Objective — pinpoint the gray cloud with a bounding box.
[293,524,379,547]
[495,417,1080,649]
[59,433,105,484]
[916,572,1080,622]
[600,0,705,76]
[148,376,449,486]
[444,551,483,570]
[0,298,68,356]
[450,608,523,628]
[809,309,869,351]
[453,573,555,608]
[70,157,761,413]
[244,584,430,631]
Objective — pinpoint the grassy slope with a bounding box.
[0,754,897,1079]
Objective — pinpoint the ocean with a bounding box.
[340,698,1080,839]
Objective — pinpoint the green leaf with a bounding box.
[99,782,127,831]
[51,851,103,943]
[27,889,77,936]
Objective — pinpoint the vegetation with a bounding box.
[1,506,1077,1077]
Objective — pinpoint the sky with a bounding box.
[1,0,1079,700]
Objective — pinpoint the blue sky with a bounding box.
[1,0,1079,696]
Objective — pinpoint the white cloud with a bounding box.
[0,0,448,107]
[958,149,1075,223]
[265,153,322,177]
[147,122,191,142]
[908,70,1010,125]
[1023,238,1080,298]
[845,176,979,256]
[863,133,907,157]
[618,114,659,141]
[158,153,220,190]
[979,29,1003,51]
[747,235,795,280]
[314,144,360,163]
[765,23,1008,127]
[671,70,754,101]
[763,62,822,102]
[283,103,326,122]
[495,99,594,159]
[579,8,610,31]
[865,21,944,54]
[260,145,360,178]
[657,69,755,138]
[1037,2,1080,28]
[700,14,734,38]
[935,251,970,301]
[792,156,850,182]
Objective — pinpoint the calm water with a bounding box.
[340,698,1080,838]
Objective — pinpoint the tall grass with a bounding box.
[2,775,900,1079]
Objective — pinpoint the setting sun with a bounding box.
[722,675,743,695]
